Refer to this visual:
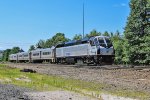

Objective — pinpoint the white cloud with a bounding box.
[113,3,127,7]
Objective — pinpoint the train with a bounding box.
[9,36,115,65]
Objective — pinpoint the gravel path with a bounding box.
[0,84,31,100]
[24,91,98,100]
[0,84,98,100]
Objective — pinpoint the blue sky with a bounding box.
[0,0,130,51]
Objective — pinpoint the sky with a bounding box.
[0,0,130,51]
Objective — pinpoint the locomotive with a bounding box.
[9,36,115,65]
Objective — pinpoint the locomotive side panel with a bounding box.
[99,46,114,56]
[56,48,64,58]
[63,43,90,57]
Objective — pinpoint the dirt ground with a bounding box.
[6,63,150,95]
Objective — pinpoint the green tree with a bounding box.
[36,39,46,49]
[73,34,82,40]
[124,0,150,65]
[29,45,35,51]
[86,29,101,37]
[10,47,20,54]
[110,31,124,64]
[111,31,121,41]
[20,49,24,52]
[45,39,52,48]
[103,31,110,37]
[110,32,114,37]
[0,50,3,61]
[2,49,11,61]
[45,33,70,48]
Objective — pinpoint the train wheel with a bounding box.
[76,59,84,65]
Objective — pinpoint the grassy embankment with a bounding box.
[0,64,149,100]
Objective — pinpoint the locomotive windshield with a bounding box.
[105,38,113,47]
[98,37,106,47]
[97,37,113,47]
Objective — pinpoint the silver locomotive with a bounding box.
[55,36,114,64]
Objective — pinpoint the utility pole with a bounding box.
[82,2,85,38]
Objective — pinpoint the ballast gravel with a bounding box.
[0,84,98,100]
[0,84,31,100]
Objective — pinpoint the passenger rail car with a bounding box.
[17,52,29,62]
[9,54,18,62]
[30,48,55,63]
[9,36,115,65]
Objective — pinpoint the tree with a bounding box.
[86,29,101,37]
[44,39,53,48]
[103,31,110,37]
[20,49,24,52]
[52,33,70,44]
[0,50,3,61]
[29,45,35,51]
[73,34,82,40]
[124,0,150,65]
[44,33,70,48]
[111,31,124,64]
[10,47,20,54]
[111,31,121,41]
[2,49,11,61]
[110,32,114,37]
[36,39,45,49]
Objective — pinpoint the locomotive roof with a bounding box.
[56,37,90,48]
[55,36,110,48]
[65,36,110,44]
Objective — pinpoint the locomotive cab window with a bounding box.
[98,37,106,47]
[105,38,113,47]
[90,40,95,46]
[94,38,99,46]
